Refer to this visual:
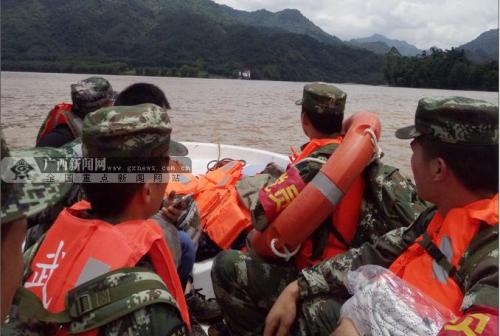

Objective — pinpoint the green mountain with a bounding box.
[348,40,392,55]
[1,0,383,83]
[219,7,343,46]
[457,29,499,64]
[350,34,422,56]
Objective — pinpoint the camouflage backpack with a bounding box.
[11,266,182,334]
[306,144,429,261]
[11,239,184,334]
[351,158,429,246]
[237,142,429,261]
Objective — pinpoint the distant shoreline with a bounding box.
[2,69,497,93]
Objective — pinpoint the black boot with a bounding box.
[190,320,209,336]
[207,321,231,336]
[186,288,222,323]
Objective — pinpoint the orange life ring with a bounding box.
[249,111,382,259]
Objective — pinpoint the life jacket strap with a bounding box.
[64,110,83,138]
[417,233,465,287]
[66,269,168,318]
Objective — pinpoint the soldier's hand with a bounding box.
[261,162,284,178]
[264,281,300,336]
[331,319,360,336]
[160,191,188,224]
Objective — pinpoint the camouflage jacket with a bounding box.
[3,258,188,336]
[237,142,427,256]
[297,207,499,312]
[25,139,85,250]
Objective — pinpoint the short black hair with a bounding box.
[115,83,170,109]
[303,108,343,134]
[419,137,498,194]
[82,156,169,217]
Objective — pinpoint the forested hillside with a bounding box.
[1,0,497,90]
[458,29,499,64]
[1,0,383,83]
[384,48,498,91]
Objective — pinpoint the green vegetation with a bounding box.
[1,1,384,84]
[1,0,498,91]
[351,34,422,56]
[458,29,499,64]
[384,48,498,91]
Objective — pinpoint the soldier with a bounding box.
[263,96,498,336]
[114,82,193,286]
[1,131,73,322]
[3,104,192,335]
[114,83,220,324]
[36,77,114,147]
[27,77,114,254]
[115,82,171,109]
[210,83,428,335]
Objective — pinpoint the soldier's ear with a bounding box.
[431,157,447,182]
[301,111,309,126]
[137,183,152,206]
[143,182,153,197]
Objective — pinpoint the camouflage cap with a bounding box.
[1,131,73,224]
[71,77,114,114]
[396,96,499,145]
[82,103,174,158]
[296,82,347,116]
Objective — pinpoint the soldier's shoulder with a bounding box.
[464,224,498,264]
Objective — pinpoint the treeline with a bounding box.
[384,48,498,91]
[2,60,214,79]
[2,20,385,84]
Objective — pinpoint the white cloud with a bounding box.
[213,0,498,49]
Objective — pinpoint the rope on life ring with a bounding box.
[270,239,301,261]
[364,128,382,163]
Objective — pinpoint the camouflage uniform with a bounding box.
[30,76,116,244]
[70,77,115,116]
[212,83,427,335]
[297,96,499,332]
[0,130,76,327]
[1,136,74,224]
[24,139,84,250]
[3,104,189,336]
[36,76,115,146]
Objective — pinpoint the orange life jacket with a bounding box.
[24,200,190,334]
[250,112,381,263]
[289,138,365,269]
[389,194,499,316]
[36,103,82,145]
[290,138,342,163]
[166,160,251,249]
[166,159,199,195]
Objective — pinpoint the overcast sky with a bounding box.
[213,0,498,49]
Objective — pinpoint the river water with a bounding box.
[1,71,497,178]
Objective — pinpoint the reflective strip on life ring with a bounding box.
[249,111,381,259]
[310,171,344,206]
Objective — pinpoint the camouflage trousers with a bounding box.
[211,250,343,336]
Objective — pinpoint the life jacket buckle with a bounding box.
[76,294,92,315]
[74,288,111,316]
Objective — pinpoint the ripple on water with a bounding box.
[2,72,498,179]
